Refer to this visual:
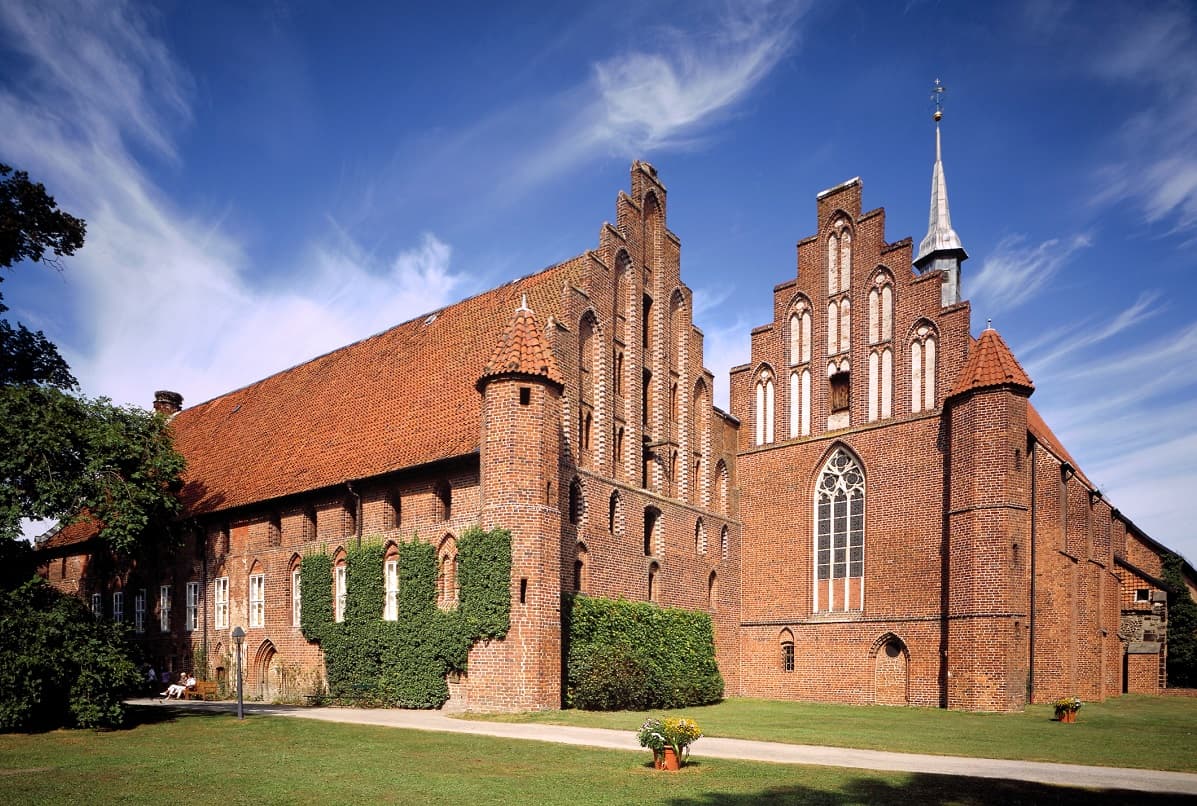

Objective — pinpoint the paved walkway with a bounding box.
[128,698,1197,795]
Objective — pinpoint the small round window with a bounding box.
[884,641,902,659]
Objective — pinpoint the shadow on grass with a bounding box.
[663,772,1197,805]
[120,704,236,730]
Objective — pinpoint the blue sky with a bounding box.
[1,0,1194,562]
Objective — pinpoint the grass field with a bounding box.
[0,707,1193,805]
[465,695,1197,773]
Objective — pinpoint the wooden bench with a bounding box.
[185,680,218,701]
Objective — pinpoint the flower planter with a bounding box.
[1057,710,1077,723]
[654,747,681,770]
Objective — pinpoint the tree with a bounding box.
[1162,554,1197,688]
[0,165,183,556]
[0,577,143,730]
[0,163,86,274]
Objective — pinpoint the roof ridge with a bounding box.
[175,255,584,415]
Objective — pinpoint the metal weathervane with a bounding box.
[931,78,946,122]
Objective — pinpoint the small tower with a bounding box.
[946,326,1035,710]
[914,79,968,307]
[475,295,566,710]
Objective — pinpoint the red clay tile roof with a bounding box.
[478,299,564,388]
[1026,403,1094,488]
[950,328,1034,397]
[170,255,588,515]
[39,515,100,550]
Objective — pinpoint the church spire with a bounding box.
[914,79,967,307]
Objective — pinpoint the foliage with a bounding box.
[300,527,511,709]
[0,163,86,275]
[569,642,654,711]
[0,389,186,553]
[1053,696,1082,715]
[0,577,142,731]
[566,594,723,710]
[1162,553,1197,688]
[0,163,185,557]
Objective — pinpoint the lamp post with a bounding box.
[231,626,245,720]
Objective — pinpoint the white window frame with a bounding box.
[292,568,302,627]
[813,448,865,613]
[134,589,146,633]
[185,581,199,632]
[334,565,347,622]
[384,559,399,621]
[158,584,171,633]
[214,576,229,630]
[113,591,124,623]
[91,593,102,617]
[249,573,265,628]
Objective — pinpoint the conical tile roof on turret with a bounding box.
[478,296,564,389]
[950,326,1034,397]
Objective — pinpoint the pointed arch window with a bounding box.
[644,506,661,557]
[814,448,865,613]
[383,548,399,621]
[868,347,893,422]
[911,324,938,413]
[720,525,729,559]
[868,275,894,344]
[789,302,811,366]
[754,368,775,446]
[695,518,706,555]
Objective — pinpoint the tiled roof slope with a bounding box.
[478,299,564,388]
[39,516,100,550]
[1026,403,1093,488]
[170,255,588,515]
[950,327,1034,396]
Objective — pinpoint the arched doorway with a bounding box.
[872,633,909,705]
[253,640,280,702]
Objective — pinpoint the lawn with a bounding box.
[0,707,1191,806]
[464,695,1197,773]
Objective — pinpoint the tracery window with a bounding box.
[814,448,865,612]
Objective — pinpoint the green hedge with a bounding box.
[300,526,510,709]
[566,594,724,710]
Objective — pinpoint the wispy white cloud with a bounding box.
[967,232,1091,315]
[492,1,808,196]
[0,0,462,408]
[1089,3,1197,235]
[1021,291,1160,376]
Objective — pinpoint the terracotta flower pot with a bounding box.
[1058,710,1077,723]
[655,747,681,770]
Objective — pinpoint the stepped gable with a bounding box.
[950,327,1034,397]
[477,297,564,389]
[170,256,586,515]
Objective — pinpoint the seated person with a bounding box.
[161,671,189,700]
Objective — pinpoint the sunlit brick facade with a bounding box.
[36,159,1191,711]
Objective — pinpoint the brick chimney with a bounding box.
[153,390,183,417]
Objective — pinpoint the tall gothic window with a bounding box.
[911,324,938,413]
[788,301,811,365]
[754,368,775,446]
[814,448,865,612]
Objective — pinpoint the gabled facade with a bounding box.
[36,147,1192,712]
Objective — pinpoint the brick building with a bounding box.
[36,132,1193,711]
